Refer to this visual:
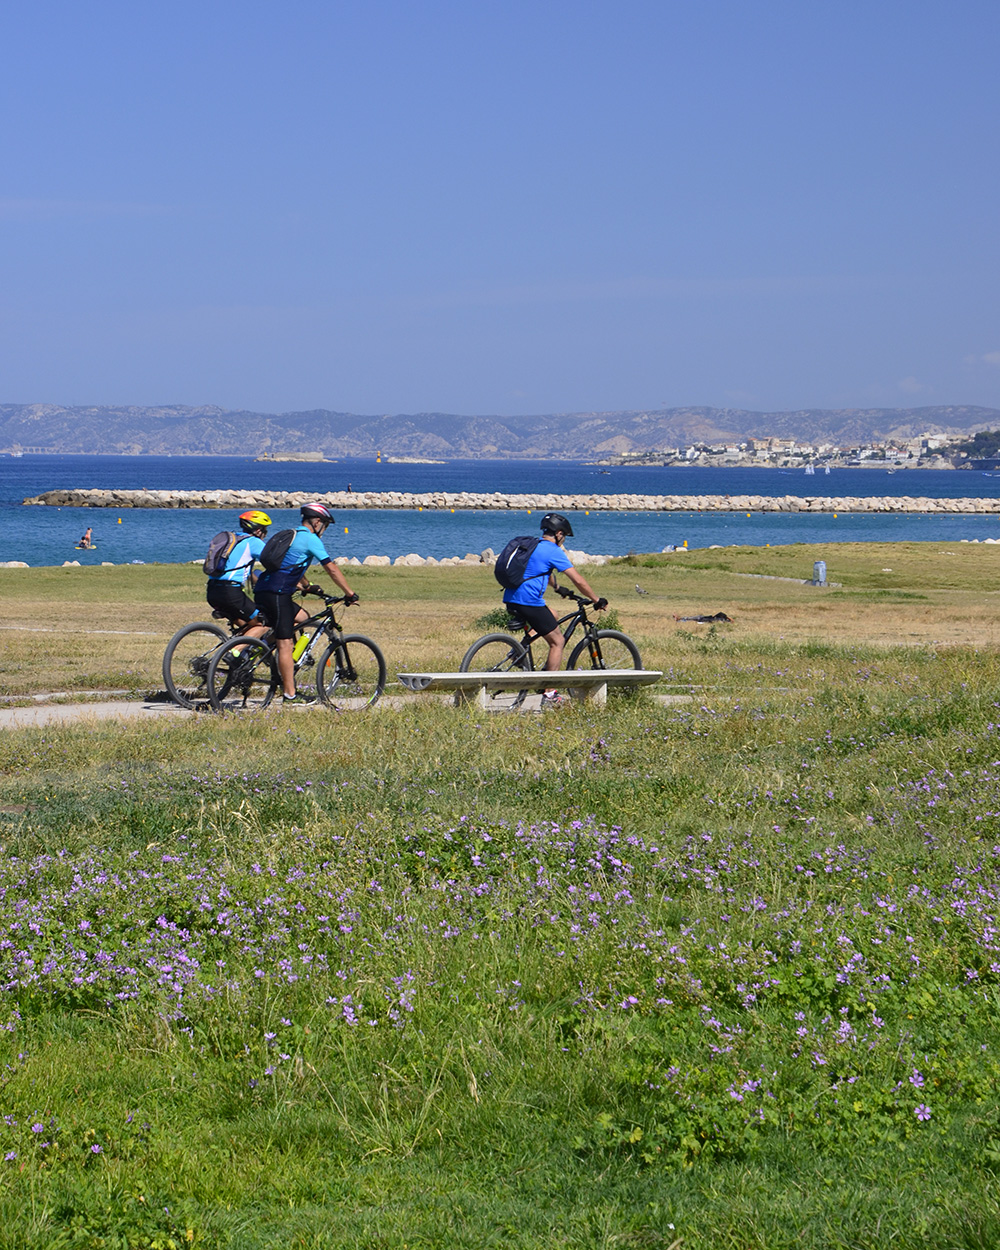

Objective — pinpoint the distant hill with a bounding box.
[2,402,998,459]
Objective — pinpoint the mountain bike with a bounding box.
[162,614,251,710]
[205,591,386,712]
[459,585,641,710]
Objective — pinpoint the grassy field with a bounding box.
[0,544,1000,1246]
[2,540,1000,698]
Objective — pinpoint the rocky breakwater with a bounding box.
[21,488,1000,514]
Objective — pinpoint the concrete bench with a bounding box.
[396,669,663,709]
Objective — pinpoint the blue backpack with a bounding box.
[494,536,540,590]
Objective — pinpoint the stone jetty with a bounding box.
[20,488,1000,514]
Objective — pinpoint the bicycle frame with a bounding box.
[507,593,600,670]
[291,606,341,671]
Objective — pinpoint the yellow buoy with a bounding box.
[344,527,348,534]
[117,518,121,524]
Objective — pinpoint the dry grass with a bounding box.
[1,541,999,696]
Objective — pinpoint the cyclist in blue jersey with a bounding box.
[503,512,606,707]
[254,501,357,704]
[205,510,272,638]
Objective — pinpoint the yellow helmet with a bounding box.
[239,510,272,534]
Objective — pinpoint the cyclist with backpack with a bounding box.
[496,512,606,707]
[254,501,358,705]
[204,510,272,638]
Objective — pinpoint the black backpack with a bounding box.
[494,536,540,590]
[259,528,296,572]
[203,531,242,577]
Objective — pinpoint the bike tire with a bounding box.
[459,632,532,711]
[162,621,228,709]
[567,629,642,674]
[316,635,387,711]
[206,635,279,712]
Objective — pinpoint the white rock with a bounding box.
[62,560,81,566]
[0,560,29,568]
[362,555,391,566]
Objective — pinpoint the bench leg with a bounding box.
[454,685,487,710]
[575,681,607,706]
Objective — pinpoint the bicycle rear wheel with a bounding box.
[316,635,387,711]
[162,621,228,709]
[207,635,279,712]
[567,629,642,677]
[459,632,532,711]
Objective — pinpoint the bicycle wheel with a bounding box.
[567,629,642,674]
[162,621,228,709]
[316,635,387,711]
[206,635,279,712]
[459,632,532,711]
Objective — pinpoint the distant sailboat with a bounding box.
[804,463,815,475]
[824,465,831,474]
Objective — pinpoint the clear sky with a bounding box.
[1,1,998,416]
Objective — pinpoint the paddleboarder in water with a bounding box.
[77,527,95,550]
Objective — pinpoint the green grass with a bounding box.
[3,553,1000,1244]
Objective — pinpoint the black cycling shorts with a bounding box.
[505,601,559,637]
[254,589,301,640]
[206,580,259,625]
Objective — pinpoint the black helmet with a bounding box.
[540,512,573,538]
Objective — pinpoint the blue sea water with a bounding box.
[2,454,1000,567]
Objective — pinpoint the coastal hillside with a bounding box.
[1,402,998,459]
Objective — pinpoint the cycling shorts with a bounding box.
[206,580,259,625]
[254,589,300,640]
[506,601,559,637]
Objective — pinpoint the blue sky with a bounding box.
[1,1,997,415]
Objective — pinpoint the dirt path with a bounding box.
[0,699,193,730]
[0,689,690,729]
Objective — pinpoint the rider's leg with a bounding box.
[275,607,309,693]
[275,637,295,697]
[542,626,565,671]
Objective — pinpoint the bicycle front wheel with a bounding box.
[162,621,228,709]
[316,635,387,711]
[459,632,531,711]
[567,629,642,672]
[207,635,279,712]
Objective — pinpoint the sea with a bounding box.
[3,454,1000,568]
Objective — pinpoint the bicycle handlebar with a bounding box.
[303,588,358,607]
[555,586,606,609]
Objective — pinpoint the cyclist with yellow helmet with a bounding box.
[205,510,272,638]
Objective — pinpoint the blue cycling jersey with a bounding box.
[502,539,573,608]
[255,525,332,595]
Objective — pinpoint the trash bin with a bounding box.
[813,560,827,586]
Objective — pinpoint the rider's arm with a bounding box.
[563,565,602,605]
[319,557,354,599]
